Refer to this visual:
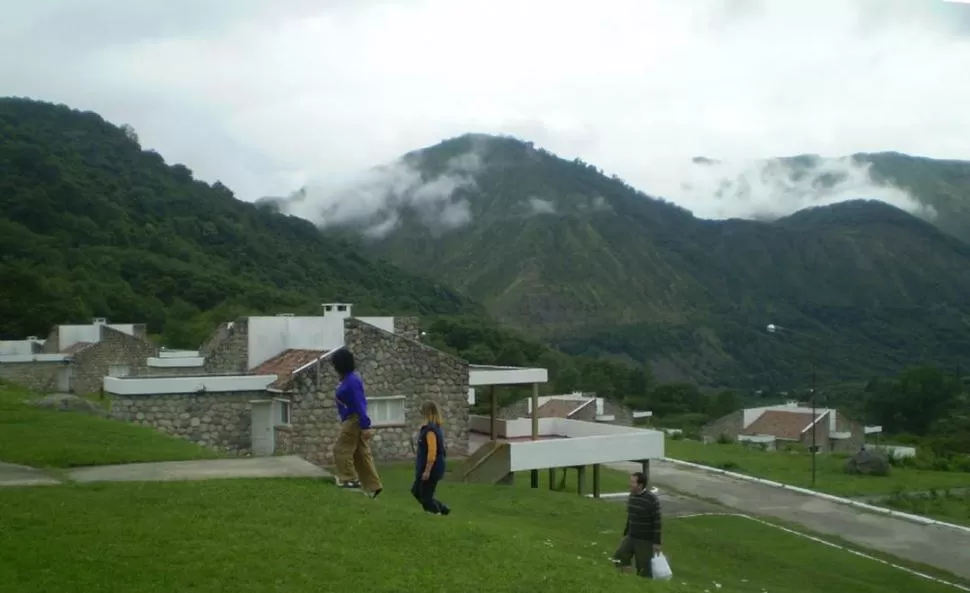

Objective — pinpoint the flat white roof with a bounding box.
[104,375,278,395]
[146,357,206,368]
[0,354,69,363]
[469,365,548,386]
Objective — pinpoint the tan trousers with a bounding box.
[332,414,382,491]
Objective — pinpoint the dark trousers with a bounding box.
[613,536,653,578]
[411,477,449,514]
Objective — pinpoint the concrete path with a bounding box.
[67,456,330,484]
[608,460,970,580]
[0,462,61,487]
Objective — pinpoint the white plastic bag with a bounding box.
[651,553,673,580]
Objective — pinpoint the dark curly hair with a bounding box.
[330,348,356,378]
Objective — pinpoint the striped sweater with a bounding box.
[623,488,662,545]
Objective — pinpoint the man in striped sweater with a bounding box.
[612,471,662,578]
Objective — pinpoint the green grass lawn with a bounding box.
[665,439,970,497]
[0,463,963,593]
[883,491,970,526]
[0,381,221,468]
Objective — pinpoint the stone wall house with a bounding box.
[702,404,864,453]
[700,410,745,443]
[71,325,159,394]
[275,318,469,465]
[109,391,261,453]
[1,322,154,393]
[0,360,65,392]
[200,319,250,374]
[107,316,470,464]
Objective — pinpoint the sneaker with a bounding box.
[336,479,361,489]
[439,506,451,516]
[367,488,383,499]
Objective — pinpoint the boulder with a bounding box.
[843,449,891,477]
[26,393,108,417]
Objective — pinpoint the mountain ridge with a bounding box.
[304,133,970,387]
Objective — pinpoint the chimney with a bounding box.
[321,303,353,319]
[92,317,107,325]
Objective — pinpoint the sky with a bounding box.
[2,0,970,222]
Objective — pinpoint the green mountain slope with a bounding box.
[0,99,652,410]
[342,135,970,388]
[0,98,480,341]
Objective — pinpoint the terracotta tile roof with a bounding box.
[61,341,93,355]
[251,349,328,390]
[742,410,817,440]
[535,398,592,419]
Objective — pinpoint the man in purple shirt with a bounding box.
[330,348,383,498]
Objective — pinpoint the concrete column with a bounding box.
[489,385,497,440]
[641,459,651,486]
[592,464,602,499]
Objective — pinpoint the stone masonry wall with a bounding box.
[72,326,159,394]
[202,318,249,373]
[604,399,634,426]
[41,326,60,354]
[282,317,470,466]
[0,361,63,392]
[109,390,265,454]
[833,412,865,453]
[701,410,744,443]
[393,316,421,342]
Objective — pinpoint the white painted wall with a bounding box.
[247,316,344,369]
[0,340,43,355]
[357,316,395,333]
[58,323,136,350]
[469,366,548,386]
[508,431,665,471]
[468,415,656,439]
[872,445,917,459]
[158,350,200,358]
[147,357,205,368]
[104,375,278,395]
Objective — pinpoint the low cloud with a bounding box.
[639,154,936,221]
[527,197,557,215]
[270,152,483,238]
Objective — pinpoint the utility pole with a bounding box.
[767,323,819,489]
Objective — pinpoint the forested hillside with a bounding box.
[324,135,970,388]
[0,98,652,407]
[0,98,480,342]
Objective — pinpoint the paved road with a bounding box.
[0,462,60,487]
[608,460,970,580]
[67,456,330,483]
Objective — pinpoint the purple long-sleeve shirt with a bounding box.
[335,372,372,429]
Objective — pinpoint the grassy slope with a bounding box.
[665,439,970,497]
[0,381,220,467]
[0,382,964,592]
[0,463,962,593]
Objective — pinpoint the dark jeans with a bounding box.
[411,476,449,515]
[613,536,653,578]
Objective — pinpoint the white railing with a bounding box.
[467,414,665,472]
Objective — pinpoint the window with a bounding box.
[369,396,406,426]
[279,400,291,425]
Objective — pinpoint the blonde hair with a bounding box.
[420,400,442,425]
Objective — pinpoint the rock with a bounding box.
[27,394,108,417]
[844,449,891,477]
